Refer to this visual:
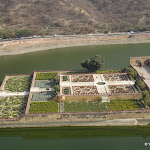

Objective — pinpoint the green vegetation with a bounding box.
[36,72,58,80]
[32,91,56,101]
[54,85,60,94]
[108,100,141,111]
[63,76,69,81]
[64,99,142,112]
[97,69,120,74]
[81,55,104,72]
[64,101,108,112]
[142,90,150,105]
[97,82,105,85]
[4,76,32,92]
[123,66,138,80]
[135,79,146,91]
[29,101,58,113]
[0,96,28,118]
[64,88,70,94]
[0,28,34,39]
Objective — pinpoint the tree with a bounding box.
[142,90,150,105]
[81,54,104,72]
[135,79,146,91]
[124,67,138,79]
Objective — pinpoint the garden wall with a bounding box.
[109,93,142,100]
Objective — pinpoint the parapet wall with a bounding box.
[130,56,150,66]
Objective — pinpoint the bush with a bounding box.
[54,85,60,94]
[97,69,120,74]
[135,79,146,91]
[124,67,138,79]
[142,90,150,105]
[63,76,68,81]
[53,76,60,85]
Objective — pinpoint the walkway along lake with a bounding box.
[0,43,150,150]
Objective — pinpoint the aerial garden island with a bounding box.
[0,55,150,126]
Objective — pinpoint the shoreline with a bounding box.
[0,33,150,56]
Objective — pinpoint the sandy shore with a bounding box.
[0,33,150,56]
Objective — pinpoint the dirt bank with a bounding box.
[0,33,150,56]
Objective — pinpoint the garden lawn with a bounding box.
[29,101,58,113]
[0,96,28,118]
[36,72,58,80]
[4,76,32,92]
[64,101,108,112]
[108,99,141,111]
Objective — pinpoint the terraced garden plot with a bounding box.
[103,74,128,81]
[29,101,58,113]
[34,80,55,88]
[72,86,99,95]
[0,96,28,118]
[108,100,141,111]
[36,72,58,80]
[4,76,32,92]
[32,91,56,101]
[71,75,94,82]
[109,85,135,94]
[64,101,108,112]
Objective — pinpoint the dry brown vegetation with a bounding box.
[0,0,150,35]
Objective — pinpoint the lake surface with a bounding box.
[0,43,149,82]
[0,43,150,150]
[1,126,150,150]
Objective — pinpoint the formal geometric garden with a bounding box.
[108,85,136,94]
[29,101,58,113]
[64,99,142,112]
[108,100,141,110]
[103,74,128,81]
[34,80,55,88]
[32,91,56,101]
[0,96,28,118]
[72,86,99,95]
[64,101,108,112]
[4,76,32,92]
[71,75,94,82]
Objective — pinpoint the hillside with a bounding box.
[0,0,150,35]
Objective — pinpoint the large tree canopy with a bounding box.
[81,55,104,72]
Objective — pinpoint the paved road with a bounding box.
[0,31,150,42]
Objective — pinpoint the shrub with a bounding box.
[135,79,146,91]
[53,76,60,85]
[54,85,60,94]
[63,76,68,81]
[124,67,138,79]
[64,88,70,94]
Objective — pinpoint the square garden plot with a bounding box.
[0,96,28,118]
[29,101,58,113]
[72,86,99,95]
[4,76,32,92]
[108,100,141,111]
[32,91,56,101]
[64,101,108,112]
[62,87,71,95]
[108,85,136,94]
[34,80,55,88]
[71,75,94,82]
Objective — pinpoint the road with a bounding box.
[1,31,150,42]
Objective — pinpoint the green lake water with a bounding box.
[0,43,150,150]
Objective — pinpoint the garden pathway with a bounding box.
[0,91,29,97]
